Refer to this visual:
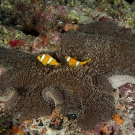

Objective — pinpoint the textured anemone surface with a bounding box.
[0,21,135,130]
[78,21,135,40]
[58,21,135,76]
[37,67,116,129]
[0,48,55,124]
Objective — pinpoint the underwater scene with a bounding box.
[0,0,135,134]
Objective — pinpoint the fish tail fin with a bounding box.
[87,58,92,62]
[56,62,60,66]
[50,59,60,66]
[80,58,92,65]
[58,63,61,66]
[54,59,60,66]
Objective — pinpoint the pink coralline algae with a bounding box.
[30,31,61,53]
[118,83,135,120]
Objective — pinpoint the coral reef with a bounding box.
[1,0,135,133]
[0,21,135,133]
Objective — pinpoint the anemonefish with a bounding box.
[65,56,92,67]
[37,54,60,66]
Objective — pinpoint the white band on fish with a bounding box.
[66,56,71,62]
[40,54,45,62]
[76,61,80,67]
[47,57,53,64]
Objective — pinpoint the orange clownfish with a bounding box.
[37,54,60,66]
[65,56,92,67]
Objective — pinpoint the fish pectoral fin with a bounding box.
[41,62,47,66]
[42,63,47,65]
[68,63,76,67]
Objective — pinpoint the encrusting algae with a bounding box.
[113,114,124,125]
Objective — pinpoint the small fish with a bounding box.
[37,54,60,66]
[65,56,92,67]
